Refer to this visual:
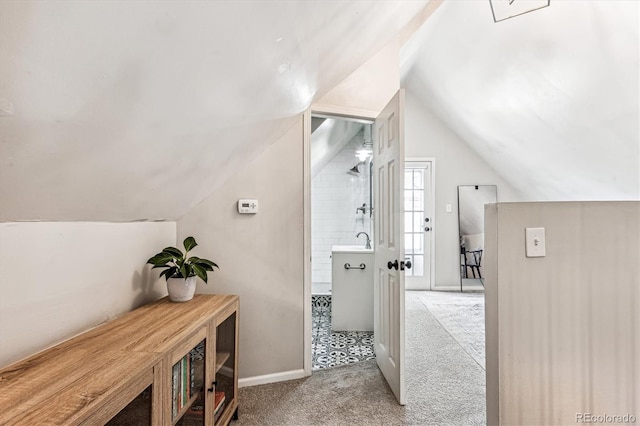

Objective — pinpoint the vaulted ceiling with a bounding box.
[1,0,637,222]
[0,0,428,221]
[402,0,639,201]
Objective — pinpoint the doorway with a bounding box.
[303,90,410,404]
[404,159,435,290]
[308,113,376,371]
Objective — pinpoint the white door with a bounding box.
[405,161,434,290]
[373,90,406,405]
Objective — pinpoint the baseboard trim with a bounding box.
[429,286,462,291]
[427,286,485,292]
[238,369,308,388]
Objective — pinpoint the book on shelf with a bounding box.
[171,341,219,421]
[182,356,188,404]
[172,362,180,417]
[172,352,199,418]
[214,391,226,417]
[190,351,196,395]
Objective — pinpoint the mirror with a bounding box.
[458,185,497,291]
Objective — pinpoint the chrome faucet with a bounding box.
[356,232,371,249]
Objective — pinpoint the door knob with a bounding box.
[424,226,431,232]
[425,218,430,223]
[387,260,398,270]
[402,260,412,270]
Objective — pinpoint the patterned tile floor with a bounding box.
[312,295,375,370]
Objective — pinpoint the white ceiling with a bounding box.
[0,0,428,221]
[1,0,637,223]
[402,0,639,201]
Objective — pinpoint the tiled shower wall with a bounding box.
[312,133,372,285]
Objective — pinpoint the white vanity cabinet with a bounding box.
[331,245,374,331]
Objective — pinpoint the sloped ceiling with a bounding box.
[0,0,429,221]
[311,118,363,178]
[402,0,639,201]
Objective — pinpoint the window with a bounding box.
[404,167,425,277]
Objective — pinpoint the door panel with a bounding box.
[377,166,385,246]
[373,90,405,405]
[388,160,396,248]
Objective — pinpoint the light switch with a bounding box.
[525,227,546,257]
[446,203,453,213]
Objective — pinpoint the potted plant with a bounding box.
[147,236,219,302]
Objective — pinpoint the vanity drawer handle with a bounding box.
[344,263,366,270]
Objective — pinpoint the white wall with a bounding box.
[312,38,401,118]
[485,202,639,425]
[177,118,304,380]
[404,89,521,289]
[312,133,372,285]
[0,221,175,367]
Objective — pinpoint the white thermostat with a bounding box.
[237,199,258,214]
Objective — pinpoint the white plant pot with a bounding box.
[167,276,197,302]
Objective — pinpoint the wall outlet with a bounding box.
[525,227,546,257]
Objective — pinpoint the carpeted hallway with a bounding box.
[236,291,486,425]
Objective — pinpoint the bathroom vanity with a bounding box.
[331,245,374,331]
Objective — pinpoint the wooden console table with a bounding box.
[0,294,239,425]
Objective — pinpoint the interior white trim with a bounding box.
[303,109,312,376]
[406,157,436,290]
[238,369,307,388]
[312,113,374,125]
[429,285,484,292]
[462,286,485,292]
[311,105,379,121]
[429,286,464,292]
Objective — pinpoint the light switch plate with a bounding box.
[446,203,453,213]
[525,227,546,257]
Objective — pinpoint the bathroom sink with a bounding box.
[331,245,373,253]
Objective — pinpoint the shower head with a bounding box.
[347,164,360,177]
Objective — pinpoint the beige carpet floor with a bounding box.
[236,291,485,425]
[416,290,485,369]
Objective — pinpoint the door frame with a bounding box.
[303,109,312,375]
[303,107,378,376]
[405,157,436,290]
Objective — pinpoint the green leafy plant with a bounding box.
[147,237,218,283]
